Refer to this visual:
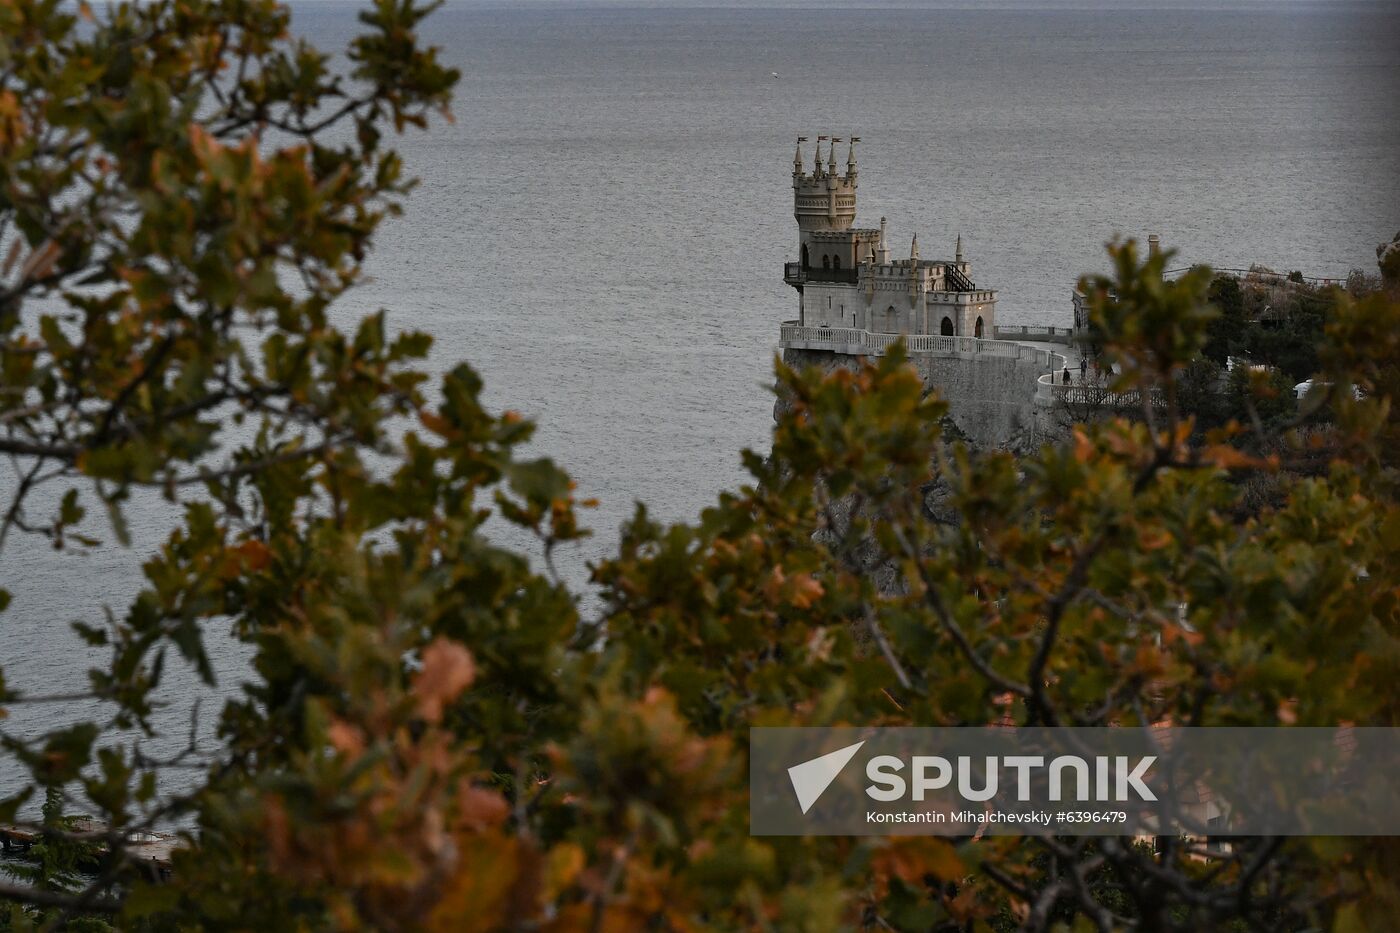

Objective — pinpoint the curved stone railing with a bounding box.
[1035,372,1164,409]
[779,323,1063,369]
[993,324,1078,345]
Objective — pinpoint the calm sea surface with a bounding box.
[2,1,1398,792]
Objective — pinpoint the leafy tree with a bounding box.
[1241,286,1329,383]
[1202,275,1245,365]
[0,789,109,930]
[1224,361,1297,430]
[2,1,1399,930]
[1173,357,1228,429]
[1202,271,1344,383]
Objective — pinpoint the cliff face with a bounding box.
[1380,231,1400,291]
[773,347,1058,601]
[776,348,1051,454]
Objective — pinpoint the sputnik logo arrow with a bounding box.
[787,740,865,814]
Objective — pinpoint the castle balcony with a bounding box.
[779,322,1063,369]
[783,263,859,288]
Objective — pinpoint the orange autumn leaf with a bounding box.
[327,718,365,757]
[426,833,534,932]
[1203,443,1273,471]
[456,783,509,832]
[413,638,476,723]
[764,565,824,608]
[1132,643,1166,677]
[236,539,271,571]
[874,838,966,887]
[1138,528,1172,551]
[763,564,788,603]
[1161,622,1204,648]
[220,540,270,579]
[1072,427,1096,463]
[789,572,824,608]
[419,411,452,436]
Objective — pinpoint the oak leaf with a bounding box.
[413,638,476,723]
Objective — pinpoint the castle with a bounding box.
[776,137,1064,450]
[781,136,997,342]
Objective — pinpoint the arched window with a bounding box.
[974,316,984,338]
[801,245,810,269]
[822,255,831,270]
[941,316,955,336]
[832,255,842,270]
[886,306,897,331]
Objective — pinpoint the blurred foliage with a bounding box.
[2,0,1399,930]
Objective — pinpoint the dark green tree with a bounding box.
[1242,287,1328,382]
[1202,274,1246,365]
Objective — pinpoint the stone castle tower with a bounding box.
[782,136,997,340]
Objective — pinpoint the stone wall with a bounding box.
[780,347,1051,453]
[801,283,864,329]
[798,279,996,337]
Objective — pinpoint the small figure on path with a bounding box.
[1062,366,1071,385]
[1079,358,1087,382]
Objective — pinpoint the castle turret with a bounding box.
[791,132,859,266]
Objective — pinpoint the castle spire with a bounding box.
[814,135,827,176]
[909,233,922,306]
[846,136,859,178]
[955,233,963,263]
[828,137,840,175]
[793,136,806,175]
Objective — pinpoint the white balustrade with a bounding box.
[778,323,1061,368]
[1034,372,1163,408]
